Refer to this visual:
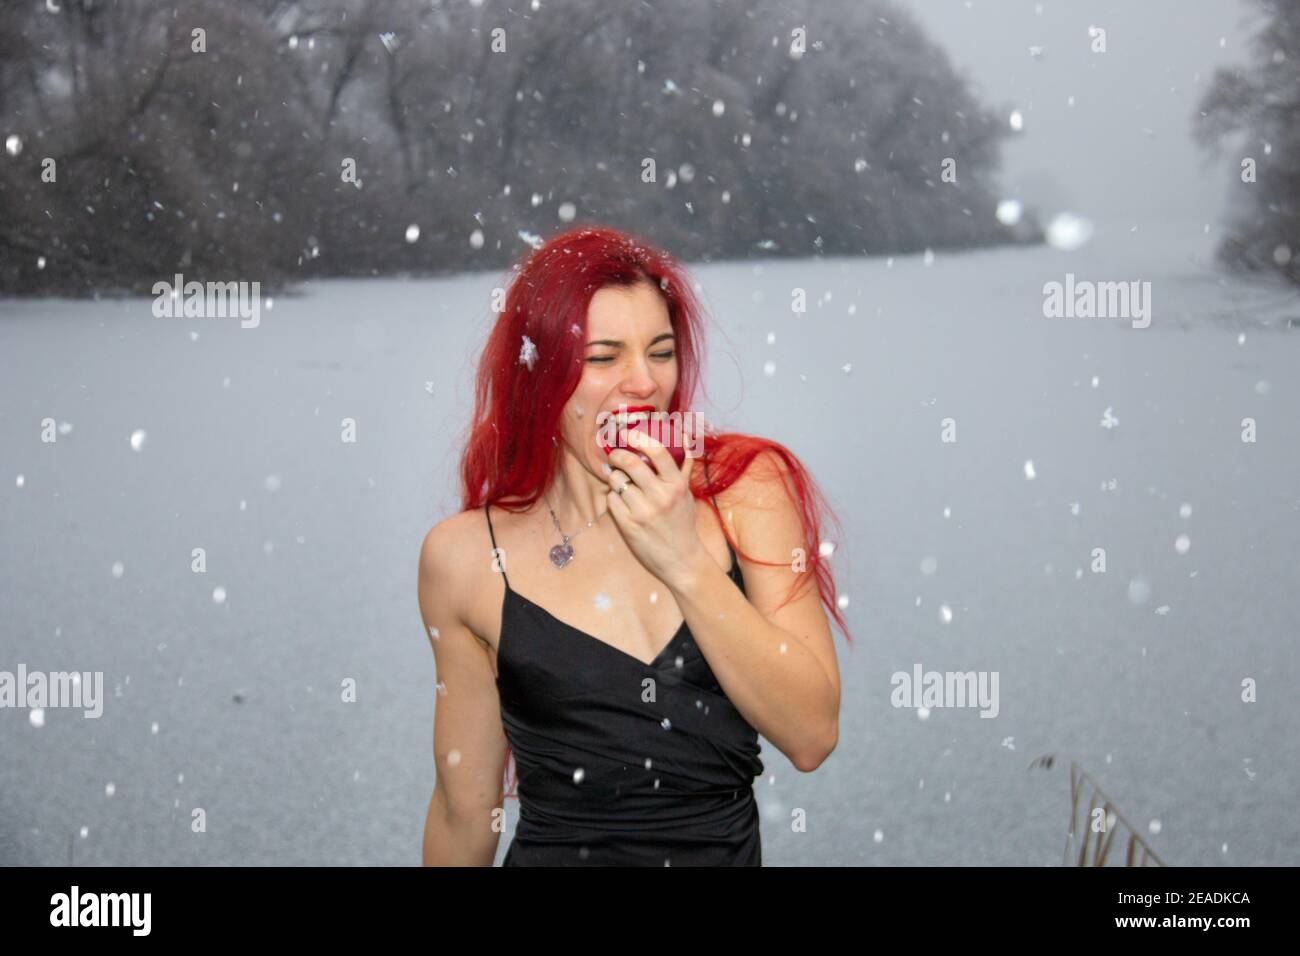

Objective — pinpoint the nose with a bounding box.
[618,353,658,399]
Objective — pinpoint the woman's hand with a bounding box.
[603,426,705,587]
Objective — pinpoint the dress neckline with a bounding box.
[504,588,688,669]
[497,550,739,671]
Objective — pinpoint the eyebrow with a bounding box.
[585,332,676,349]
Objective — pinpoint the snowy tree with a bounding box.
[1,0,1022,295]
[1194,0,1300,287]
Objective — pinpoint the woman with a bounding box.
[418,225,851,866]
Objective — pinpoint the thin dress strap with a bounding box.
[702,456,717,510]
[702,458,737,574]
[485,503,511,590]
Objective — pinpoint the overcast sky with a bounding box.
[905,0,1262,232]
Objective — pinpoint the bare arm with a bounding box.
[418,516,509,866]
[666,452,841,771]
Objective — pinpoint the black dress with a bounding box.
[486,503,764,866]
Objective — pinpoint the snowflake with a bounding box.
[518,334,538,370]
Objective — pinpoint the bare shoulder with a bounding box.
[420,509,478,577]
[710,449,800,548]
[434,507,494,543]
[418,509,488,632]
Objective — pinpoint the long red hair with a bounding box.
[455,224,852,800]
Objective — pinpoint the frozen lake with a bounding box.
[3,221,1298,865]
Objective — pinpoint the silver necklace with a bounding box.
[545,490,609,568]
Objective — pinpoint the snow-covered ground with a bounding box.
[2,221,1297,865]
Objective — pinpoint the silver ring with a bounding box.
[615,481,627,495]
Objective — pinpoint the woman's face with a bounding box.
[558,278,678,475]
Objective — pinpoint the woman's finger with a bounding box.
[625,429,676,480]
[606,447,658,492]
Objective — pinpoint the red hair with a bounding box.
[455,224,852,800]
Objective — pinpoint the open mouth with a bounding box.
[596,404,658,450]
[594,405,687,471]
[609,407,655,429]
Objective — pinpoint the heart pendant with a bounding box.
[549,542,575,568]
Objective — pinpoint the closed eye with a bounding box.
[587,350,675,364]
